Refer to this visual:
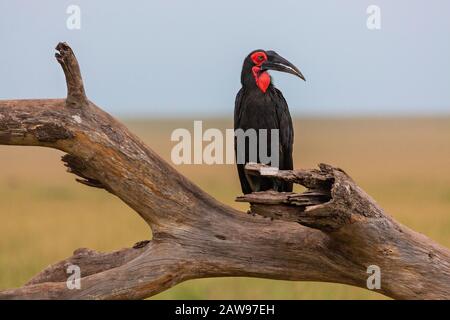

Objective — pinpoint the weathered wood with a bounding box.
[0,43,449,300]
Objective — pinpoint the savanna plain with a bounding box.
[1,117,449,299]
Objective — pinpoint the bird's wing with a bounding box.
[272,88,294,153]
[234,88,244,129]
[272,88,294,192]
[234,88,253,194]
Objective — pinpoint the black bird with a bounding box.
[234,50,305,194]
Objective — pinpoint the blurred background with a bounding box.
[0,0,449,299]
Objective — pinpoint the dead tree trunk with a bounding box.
[0,43,449,300]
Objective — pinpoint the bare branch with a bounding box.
[55,42,88,108]
[1,43,449,300]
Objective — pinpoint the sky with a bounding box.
[0,0,449,117]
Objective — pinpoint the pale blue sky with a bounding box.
[0,0,449,117]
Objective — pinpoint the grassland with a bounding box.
[1,117,449,299]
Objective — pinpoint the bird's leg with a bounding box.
[272,178,282,192]
[246,172,261,192]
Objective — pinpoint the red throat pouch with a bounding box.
[257,72,270,93]
[252,67,270,93]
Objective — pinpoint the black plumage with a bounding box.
[234,50,305,194]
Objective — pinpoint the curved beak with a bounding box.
[261,51,306,81]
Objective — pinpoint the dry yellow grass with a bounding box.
[1,117,449,299]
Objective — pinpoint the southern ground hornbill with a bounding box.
[234,50,305,194]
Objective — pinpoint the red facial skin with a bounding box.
[250,51,270,93]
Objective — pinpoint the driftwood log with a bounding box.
[0,43,449,300]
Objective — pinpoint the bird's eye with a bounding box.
[250,52,266,65]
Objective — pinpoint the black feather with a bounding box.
[234,52,295,194]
